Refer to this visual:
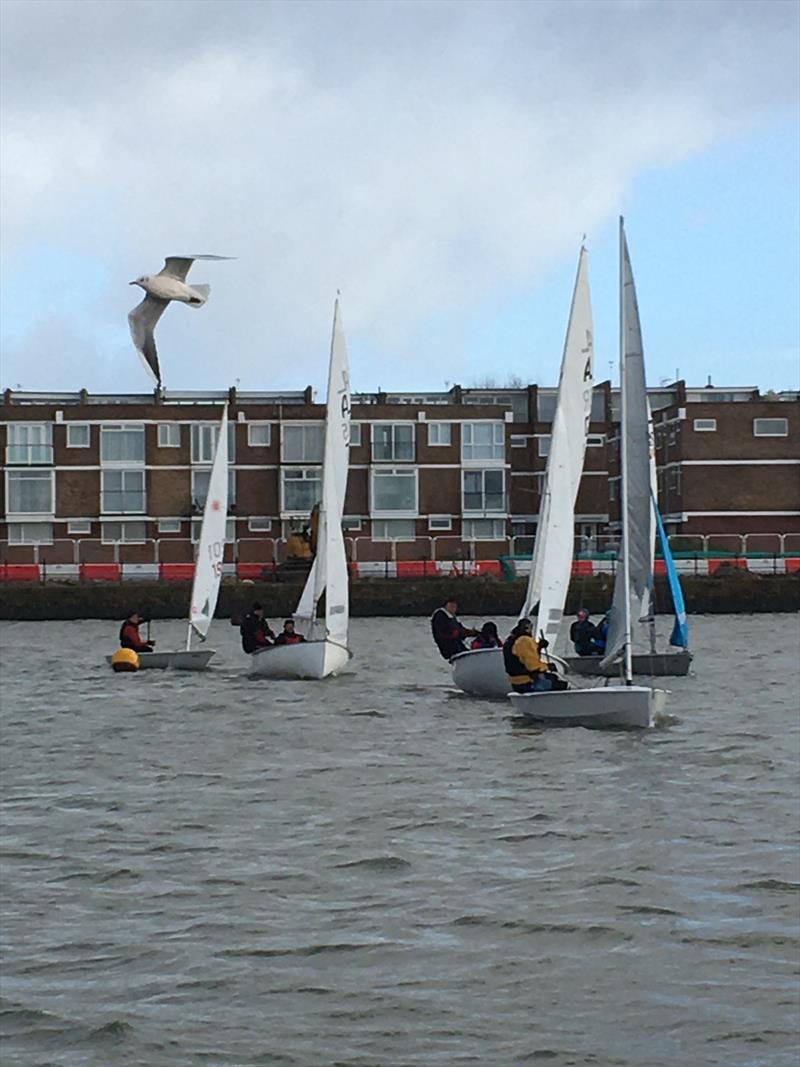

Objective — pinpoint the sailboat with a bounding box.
[106,405,228,670]
[451,244,594,696]
[510,218,667,727]
[249,298,352,680]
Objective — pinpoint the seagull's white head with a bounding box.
[130,275,149,288]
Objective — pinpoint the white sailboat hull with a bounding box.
[105,649,215,671]
[451,647,508,696]
[509,684,666,729]
[248,639,351,680]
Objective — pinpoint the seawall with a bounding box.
[0,572,797,621]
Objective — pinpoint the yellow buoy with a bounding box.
[111,647,140,672]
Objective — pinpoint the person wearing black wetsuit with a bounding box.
[431,599,477,659]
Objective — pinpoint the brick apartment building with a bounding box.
[1,382,797,567]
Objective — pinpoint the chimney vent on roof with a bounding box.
[706,375,713,388]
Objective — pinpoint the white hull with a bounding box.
[105,649,215,671]
[248,639,351,680]
[451,647,508,696]
[509,684,666,729]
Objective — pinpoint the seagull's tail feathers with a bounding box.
[187,284,211,306]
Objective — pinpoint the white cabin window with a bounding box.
[372,423,415,461]
[372,519,416,541]
[6,423,53,465]
[371,468,418,514]
[8,522,53,544]
[281,467,322,514]
[248,423,272,447]
[462,422,504,461]
[753,418,788,437]
[463,518,506,540]
[158,423,181,448]
[427,422,452,446]
[66,424,90,448]
[693,419,717,432]
[101,425,145,464]
[67,520,92,535]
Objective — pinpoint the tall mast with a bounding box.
[619,217,633,685]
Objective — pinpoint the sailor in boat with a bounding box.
[569,608,601,656]
[119,611,155,655]
[274,619,307,646]
[431,598,477,660]
[240,603,275,653]
[470,621,502,650]
[503,618,567,694]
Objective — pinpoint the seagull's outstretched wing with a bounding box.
[128,293,169,386]
[158,255,236,282]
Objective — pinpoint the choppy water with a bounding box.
[1,613,799,1067]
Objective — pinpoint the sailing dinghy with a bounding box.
[511,218,667,727]
[105,405,229,671]
[451,244,594,696]
[249,298,352,680]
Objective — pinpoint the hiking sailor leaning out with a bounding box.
[503,617,566,694]
[431,598,477,660]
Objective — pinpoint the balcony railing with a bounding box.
[5,445,54,465]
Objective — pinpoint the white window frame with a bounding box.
[5,468,55,518]
[349,423,362,447]
[281,466,322,516]
[281,422,325,463]
[538,435,551,457]
[101,521,147,544]
[247,422,272,447]
[462,469,506,515]
[6,423,53,465]
[428,515,453,531]
[372,422,416,462]
[753,417,788,437]
[190,421,236,464]
[191,517,236,544]
[67,520,92,535]
[247,517,272,532]
[192,469,236,510]
[427,422,452,446]
[372,518,417,541]
[101,469,146,515]
[586,434,605,447]
[342,516,363,531]
[66,424,91,448]
[370,467,418,518]
[8,522,54,545]
[692,419,717,432]
[510,434,528,448]
[157,423,181,448]
[100,425,145,466]
[157,518,182,534]
[462,421,505,462]
[463,518,506,541]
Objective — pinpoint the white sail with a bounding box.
[188,405,229,643]
[602,222,654,669]
[522,246,594,644]
[293,298,351,646]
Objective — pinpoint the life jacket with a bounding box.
[119,621,147,651]
[503,633,530,677]
[276,632,304,645]
[471,635,499,650]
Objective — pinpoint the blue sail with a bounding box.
[652,492,689,649]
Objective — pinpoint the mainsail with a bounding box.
[522,246,594,644]
[188,405,229,645]
[294,298,351,644]
[602,221,654,669]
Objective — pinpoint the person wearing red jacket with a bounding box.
[119,611,155,653]
[274,619,307,646]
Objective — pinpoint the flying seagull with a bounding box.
[128,255,235,387]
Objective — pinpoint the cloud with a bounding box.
[1,0,797,392]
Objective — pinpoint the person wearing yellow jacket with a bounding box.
[503,617,554,694]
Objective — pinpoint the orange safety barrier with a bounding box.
[653,560,667,576]
[79,563,122,582]
[396,561,438,578]
[571,560,594,576]
[785,558,800,574]
[159,563,195,581]
[236,562,275,580]
[474,560,502,577]
[708,558,748,575]
[1,563,41,582]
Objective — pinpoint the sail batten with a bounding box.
[188,406,229,644]
[522,247,594,643]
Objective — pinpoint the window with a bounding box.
[8,522,53,544]
[511,521,536,537]
[158,423,181,448]
[349,424,362,447]
[463,518,506,540]
[427,422,452,446]
[372,519,416,541]
[428,516,452,530]
[510,434,528,448]
[463,469,505,513]
[372,423,415,461]
[753,418,788,437]
[609,477,618,501]
[102,521,147,544]
[591,391,605,422]
[248,423,272,447]
[692,419,717,432]
[192,469,236,509]
[101,470,145,514]
[67,520,92,535]
[191,518,235,543]
[538,435,551,457]
[67,424,90,448]
[587,434,605,447]
[101,425,145,464]
[282,423,324,462]
[6,424,52,464]
[248,517,272,532]
[191,421,236,463]
[536,392,557,422]
[371,468,418,514]
[342,516,363,531]
[462,422,504,461]
[282,467,322,514]
[157,519,181,534]
[6,470,54,514]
